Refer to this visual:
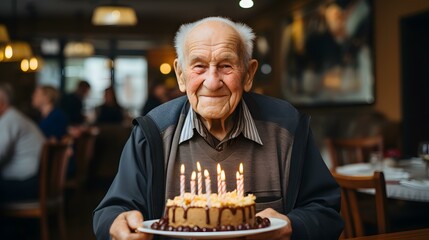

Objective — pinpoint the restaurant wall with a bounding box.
[374,0,429,122]
[251,0,429,123]
[245,0,429,153]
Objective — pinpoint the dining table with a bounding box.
[336,157,429,202]
[346,227,429,240]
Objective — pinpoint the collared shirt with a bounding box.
[179,100,263,150]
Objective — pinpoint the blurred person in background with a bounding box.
[95,86,124,125]
[0,82,45,203]
[60,80,91,126]
[141,80,169,116]
[32,85,68,141]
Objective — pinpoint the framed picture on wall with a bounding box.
[280,0,374,106]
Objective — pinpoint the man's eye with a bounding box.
[219,65,233,73]
[192,64,206,73]
[193,64,205,69]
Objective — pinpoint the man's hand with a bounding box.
[246,208,292,240]
[110,210,153,240]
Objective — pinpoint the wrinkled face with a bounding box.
[175,21,257,121]
[32,87,47,109]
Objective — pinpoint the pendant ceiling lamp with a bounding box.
[92,5,137,26]
[64,41,95,57]
[0,41,33,62]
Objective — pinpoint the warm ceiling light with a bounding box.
[160,63,172,74]
[5,45,13,59]
[0,41,33,62]
[21,59,29,72]
[64,41,95,57]
[21,56,44,72]
[0,24,10,42]
[239,0,254,9]
[92,5,137,26]
[29,57,39,70]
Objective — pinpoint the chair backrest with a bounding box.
[326,135,383,169]
[73,127,99,186]
[39,137,73,208]
[332,171,388,238]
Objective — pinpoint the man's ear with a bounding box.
[243,59,258,92]
[174,59,186,92]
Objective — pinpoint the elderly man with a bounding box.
[93,17,343,240]
[0,83,45,202]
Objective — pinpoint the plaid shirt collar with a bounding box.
[179,99,263,146]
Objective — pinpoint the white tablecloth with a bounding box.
[336,158,429,202]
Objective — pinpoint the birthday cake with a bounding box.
[150,163,270,232]
[151,191,270,232]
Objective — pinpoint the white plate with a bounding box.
[137,217,287,239]
[336,163,410,181]
[336,163,373,175]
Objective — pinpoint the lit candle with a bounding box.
[239,163,244,197]
[197,162,202,195]
[204,169,211,206]
[236,171,240,196]
[180,164,185,197]
[204,169,211,194]
[221,170,226,196]
[217,164,222,194]
[191,171,196,195]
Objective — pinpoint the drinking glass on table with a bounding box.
[418,142,429,178]
[370,151,383,171]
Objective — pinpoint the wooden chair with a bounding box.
[0,137,73,240]
[65,127,99,191]
[332,171,389,238]
[326,135,384,170]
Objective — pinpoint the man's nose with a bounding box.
[203,66,223,90]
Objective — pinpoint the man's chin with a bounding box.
[198,109,229,120]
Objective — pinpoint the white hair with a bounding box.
[174,16,256,70]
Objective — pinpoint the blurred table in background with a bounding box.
[347,227,429,240]
[336,158,429,202]
[336,158,429,233]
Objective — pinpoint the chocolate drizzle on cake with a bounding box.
[205,207,210,224]
[161,191,261,231]
[167,205,255,226]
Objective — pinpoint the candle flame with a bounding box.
[191,171,196,180]
[239,163,243,174]
[217,163,221,174]
[197,162,201,171]
[204,169,209,177]
[221,170,226,181]
[180,164,185,174]
[236,171,240,179]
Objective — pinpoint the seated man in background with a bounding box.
[32,85,68,141]
[0,82,45,203]
[93,17,343,240]
[60,80,91,126]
